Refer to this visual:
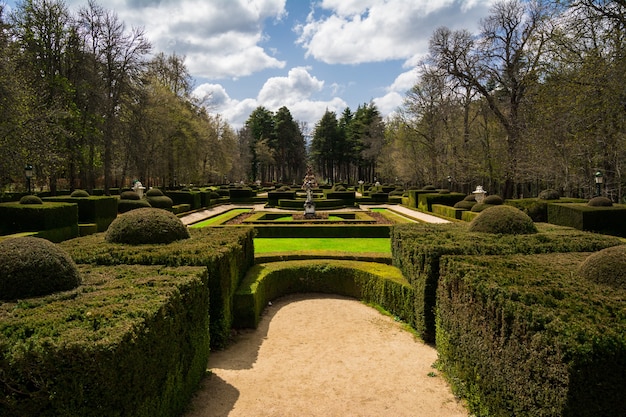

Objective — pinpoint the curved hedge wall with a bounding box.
[233,260,414,329]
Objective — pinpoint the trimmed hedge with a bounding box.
[60,227,255,349]
[228,187,256,201]
[0,264,209,417]
[165,191,202,210]
[42,196,117,232]
[506,198,586,222]
[275,198,354,210]
[431,203,465,220]
[417,192,465,212]
[233,260,414,329]
[437,252,626,416]
[0,202,79,242]
[390,222,623,342]
[547,202,626,237]
[267,190,296,206]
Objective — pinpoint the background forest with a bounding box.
[0,0,624,200]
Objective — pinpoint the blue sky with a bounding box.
[4,0,496,130]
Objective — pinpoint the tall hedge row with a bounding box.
[60,227,255,349]
[0,265,210,417]
[0,202,79,242]
[390,222,623,342]
[437,253,626,416]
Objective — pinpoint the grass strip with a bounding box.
[188,209,250,227]
[254,237,391,254]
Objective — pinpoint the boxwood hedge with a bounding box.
[390,222,623,342]
[437,252,626,416]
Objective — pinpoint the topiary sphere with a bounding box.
[0,237,81,300]
[117,199,151,213]
[70,189,90,197]
[120,190,140,200]
[19,195,43,205]
[454,200,475,210]
[145,188,164,197]
[146,195,173,209]
[587,196,613,207]
[105,207,190,244]
[483,195,504,205]
[422,185,436,191]
[468,205,537,235]
[577,245,626,289]
[538,189,560,200]
[470,202,491,212]
[438,189,450,194]
[463,194,477,202]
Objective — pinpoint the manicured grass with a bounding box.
[254,238,391,254]
[188,209,250,227]
[370,208,415,223]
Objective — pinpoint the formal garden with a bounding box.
[0,181,625,416]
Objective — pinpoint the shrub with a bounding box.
[117,198,151,213]
[438,189,450,194]
[483,194,504,205]
[105,208,190,244]
[208,191,220,199]
[468,205,537,234]
[0,237,81,300]
[463,194,476,201]
[588,196,613,207]
[120,190,140,200]
[19,195,43,205]
[147,195,173,209]
[538,189,560,200]
[470,202,490,212]
[145,188,164,197]
[70,189,90,197]
[454,200,475,210]
[577,245,626,289]
[422,185,436,190]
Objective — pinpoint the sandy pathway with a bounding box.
[183,294,468,417]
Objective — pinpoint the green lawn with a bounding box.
[254,238,391,254]
[188,209,250,227]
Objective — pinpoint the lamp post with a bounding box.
[447,175,452,191]
[24,164,33,194]
[594,171,603,197]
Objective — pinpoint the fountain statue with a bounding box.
[302,165,318,218]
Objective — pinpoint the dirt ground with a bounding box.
[183,294,469,417]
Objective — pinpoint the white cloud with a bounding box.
[64,0,287,79]
[194,67,347,130]
[257,67,324,107]
[296,0,494,65]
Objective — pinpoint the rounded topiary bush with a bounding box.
[587,196,613,207]
[470,202,491,212]
[468,205,537,234]
[538,189,560,200]
[463,194,477,202]
[19,195,43,205]
[208,191,220,200]
[146,195,173,209]
[454,200,475,210]
[422,185,436,191]
[0,237,81,300]
[483,195,504,205]
[120,190,140,200]
[70,189,90,197]
[145,188,164,197]
[577,245,626,289]
[117,198,151,213]
[438,189,450,194]
[105,207,190,244]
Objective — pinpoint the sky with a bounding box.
[4,0,497,130]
